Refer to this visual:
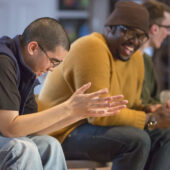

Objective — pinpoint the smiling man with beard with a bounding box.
[38,1,170,170]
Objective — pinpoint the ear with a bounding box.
[150,24,159,35]
[27,41,39,56]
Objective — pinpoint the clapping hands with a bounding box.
[67,82,128,119]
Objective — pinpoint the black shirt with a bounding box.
[0,54,37,113]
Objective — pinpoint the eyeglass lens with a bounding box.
[119,25,148,43]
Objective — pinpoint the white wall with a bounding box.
[91,0,110,33]
[0,0,57,37]
[0,0,110,37]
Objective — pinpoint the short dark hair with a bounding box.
[21,17,70,51]
[143,1,170,27]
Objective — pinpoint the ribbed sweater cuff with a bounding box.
[134,111,146,129]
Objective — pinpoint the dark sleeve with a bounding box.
[23,87,37,114]
[141,53,160,104]
[0,55,20,111]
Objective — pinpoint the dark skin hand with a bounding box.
[145,100,170,113]
[152,104,170,128]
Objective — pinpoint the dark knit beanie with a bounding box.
[105,1,149,35]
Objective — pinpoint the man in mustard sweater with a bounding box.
[38,1,170,170]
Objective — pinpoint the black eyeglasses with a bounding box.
[118,25,149,44]
[157,24,170,30]
[108,25,148,44]
[38,44,61,68]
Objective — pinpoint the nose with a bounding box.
[46,61,53,71]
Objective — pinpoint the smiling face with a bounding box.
[24,41,68,76]
[149,12,170,49]
[105,25,148,61]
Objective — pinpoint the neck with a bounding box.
[19,38,26,59]
[139,40,151,54]
[20,40,30,66]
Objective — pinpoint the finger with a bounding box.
[151,104,162,112]
[87,109,120,117]
[87,105,126,117]
[89,102,110,108]
[86,88,109,98]
[107,105,126,112]
[109,100,128,107]
[90,96,113,103]
[89,96,128,104]
[150,108,156,113]
[108,95,125,101]
[74,82,91,95]
[102,110,120,116]
[88,94,125,103]
[89,100,127,109]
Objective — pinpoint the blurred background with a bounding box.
[0,0,169,94]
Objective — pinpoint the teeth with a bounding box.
[126,46,134,51]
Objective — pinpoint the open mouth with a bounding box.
[121,44,135,57]
[124,45,134,56]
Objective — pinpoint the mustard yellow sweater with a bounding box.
[38,32,146,143]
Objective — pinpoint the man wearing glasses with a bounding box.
[38,1,170,170]
[38,43,62,68]
[140,1,170,109]
[0,17,127,169]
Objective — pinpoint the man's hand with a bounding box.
[146,104,162,113]
[152,105,170,128]
[145,100,170,113]
[66,82,128,119]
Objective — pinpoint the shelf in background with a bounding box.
[58,10,89,19]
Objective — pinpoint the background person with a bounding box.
[139,0,170,112]
[153,0,170,91]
